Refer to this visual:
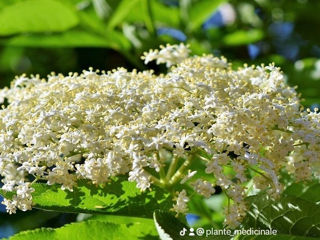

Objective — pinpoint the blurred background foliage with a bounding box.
[0,0,319,238]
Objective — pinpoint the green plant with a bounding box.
[0,44,319,239]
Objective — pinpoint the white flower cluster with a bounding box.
[171,190,189,216]
[0,44,319,228]
[142,43,190,67]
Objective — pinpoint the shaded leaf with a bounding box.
[153,210,188,240]
[240,181,320,239]
[153,210,223,239]
[239,235,319,240]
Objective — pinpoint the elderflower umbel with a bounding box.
[0,44,319,228]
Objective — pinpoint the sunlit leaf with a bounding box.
[107,0,140,29]
[0,30,130,50]
[0,0,78,36]
[0,177,172,218]
[222,29,264,46]
[129,0,180,27]
[8,216,158,240]
[189,0,226,31]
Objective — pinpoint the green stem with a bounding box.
[293,142,307,147]
[172,86,192,94]
[245,179,254,195]
[169,155,193,185]
[271,125,293,134]
[159,166,167,183]
[31,176,39,185]
[166,156,180,182]
[155,153,167,185]
[196,154,210,162]
[248,166,271,181]
[144,170,163,188]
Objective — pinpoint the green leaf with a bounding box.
[0,29,131,50]
[187,39,211,55]
[77,10,132,50]
[9,216,158,240]
[222,29,264,46]
[9,228,54,240]
[153,210,189,240]
[11,211,60,233]
[107,0,140,29]
[0,0,78,36]
[125,0,180,27]
[141,0,155,35]
[0,188,15,199]
[240,181,320,240]
[188,0,226,31]
[239,235,320,240]
[150,0,180,27]
[1,177,172,218]
[107,0,180,30]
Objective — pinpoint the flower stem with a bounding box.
[166,156,180,181]
[159,166,167,184]
[248,166,271,181]
[196,154,210,162]
[293,142,307,147]
[271,125,293,134]
[144,170,163,188]
[169,155,193,185]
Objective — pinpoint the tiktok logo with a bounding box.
[180,228,187,236]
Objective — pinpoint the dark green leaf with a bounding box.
[240,181,320,240]
[153,210,189,240]
[153,210,223,239]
